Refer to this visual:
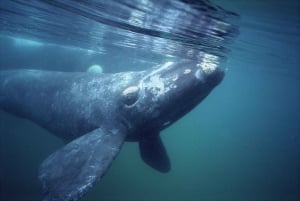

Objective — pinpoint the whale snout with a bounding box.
[206,68,225,87]
[193,62,225,89]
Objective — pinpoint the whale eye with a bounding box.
[122,86,139,106]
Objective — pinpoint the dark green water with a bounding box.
[1,0,299,201]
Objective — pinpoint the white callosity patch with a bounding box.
[183,68,192,74]
[140,61,177,100]
[194,53,220,80]
[122,86,139,96]
[135,61,179,116]
[149,75,167,99]
[197,53,219,74]
[146,73,177,101]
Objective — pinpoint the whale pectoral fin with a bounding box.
[38,126,126,201]
[139,133,171,173]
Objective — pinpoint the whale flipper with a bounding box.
[0,60,225,200]
[38,126,126,201]
[139,133,170,173]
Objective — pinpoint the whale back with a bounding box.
[0,70,142,140]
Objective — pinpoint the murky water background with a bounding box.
[0,0,299,200]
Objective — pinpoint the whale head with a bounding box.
[118,58,224,172]
[121,58,224,139]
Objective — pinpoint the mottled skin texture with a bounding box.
[0,60,224,201]
[0,70,143,140]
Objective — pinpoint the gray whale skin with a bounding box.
[0,60,224,201]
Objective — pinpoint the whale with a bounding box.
[0,59,224,201]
